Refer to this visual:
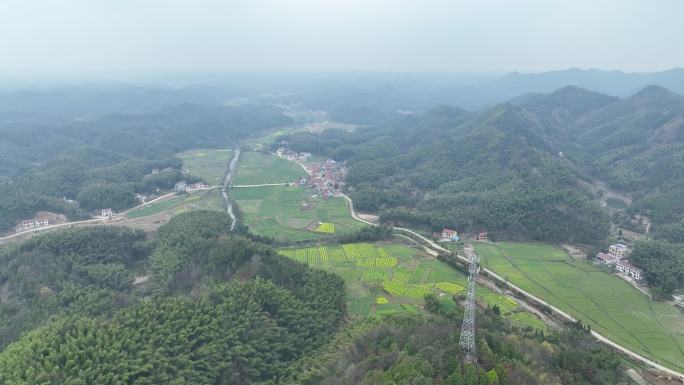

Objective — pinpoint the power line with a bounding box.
[459,250,479,363]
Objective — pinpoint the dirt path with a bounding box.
[584,178,633,207]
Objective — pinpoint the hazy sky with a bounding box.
[1,0,682,77]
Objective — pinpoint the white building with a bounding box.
[174,181,188,193]
[101,208,115,218]
[616,259,643,280]
[596,252,618,265]
[17,218,49,232]
[608,243,630,259]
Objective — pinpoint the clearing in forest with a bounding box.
[476,241,684,372]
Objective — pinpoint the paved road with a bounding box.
[340,190,684,379]
[0,186,221,244]
[230,183,287,188]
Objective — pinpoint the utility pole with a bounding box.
[459,249,479,363]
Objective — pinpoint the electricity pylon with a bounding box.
[458,252,479,363]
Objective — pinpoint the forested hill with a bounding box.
[514,85,684,243]
[0,211,347,383]
[0,103,292,233]
[280,103,609,245]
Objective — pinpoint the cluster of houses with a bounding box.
[596,243,643,280]
[435,229,488,242]
[276,147,312,161]
[174,181,207,193]
[295,159,347,199]
[439,228,460,242]
[16,217,50,232]
[101,208,116,218]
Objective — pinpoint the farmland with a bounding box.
[126,189,223,219]
[231,185,363,241]
[232,151,306,185]
[278,242,545,329]
[314,222,335,234]
[179,149,232,186]
[476,242,684,372]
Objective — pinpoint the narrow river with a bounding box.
[222,148,240,231]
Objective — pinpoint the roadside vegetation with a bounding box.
[476,241,684,372]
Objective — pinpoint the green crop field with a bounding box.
[476,242,684,372]
[232,151,306,185]
[231,185,364,241]
[278,242,545,330]
[314,222,335,233]
[179,149,232,186]
[126,190,223,219]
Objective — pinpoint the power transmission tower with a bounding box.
[458,251,479,363]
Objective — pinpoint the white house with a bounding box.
[17,218,49,232]
[615,259,643,280]
[440,228,460,242]
[596,252,618,265]
[174,181,188,193]
[101,208,115,218]
[608,243,630,259]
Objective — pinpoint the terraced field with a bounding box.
[476,242,684,372]
[179,149,232,186]
[279,242,546,329]
[231,185,363,241]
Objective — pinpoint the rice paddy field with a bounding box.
[232,151,307,185]
[126,189,223,219]
[278,242,546,330]
[476,242,684,372]
[179,149,232,186]
[231,185,364,241]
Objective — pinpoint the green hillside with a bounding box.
[281,104,609,245]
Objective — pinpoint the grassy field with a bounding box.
[278,242,545,330]
[126,190,223,219]
[179,149,232,186]
[476,242,684,372]
[232,151,306,185]
[231,185,363,241]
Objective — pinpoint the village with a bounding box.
[434,228,488,243]
[275,147,349,199]
[12,167,211,234]
[595,243,644,281]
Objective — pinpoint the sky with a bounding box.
[0,0,682,79]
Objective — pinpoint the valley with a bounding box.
[2,79,684,384]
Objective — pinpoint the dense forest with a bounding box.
[0,210,630,384]
[516,85,684,242]
[281,296,624,385]
[280,104,609,245]
[0,211,346,383]
[0,103,292,233]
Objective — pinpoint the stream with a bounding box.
[222,149,240,231]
